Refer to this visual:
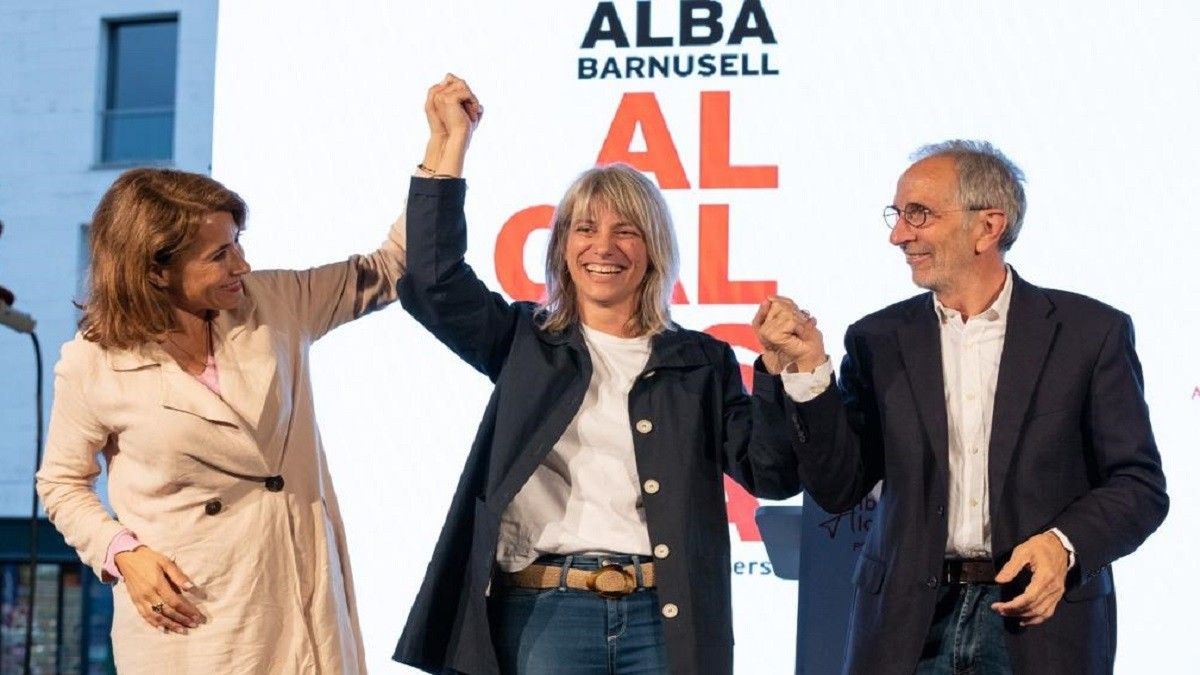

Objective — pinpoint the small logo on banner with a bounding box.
[818,495,876,553]
[578,1,780,80]
[1193,385,1199,400]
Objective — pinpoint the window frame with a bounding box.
[93,13,181,168]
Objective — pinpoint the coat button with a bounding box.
[661,603,679,619]
[643,479,660,495]
[925,576,939,588]
[654,544,670,559]
[264,475,285,492]
[635,419,653,434]
[936,505,945,516]
[204,499,223,516]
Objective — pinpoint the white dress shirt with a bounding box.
[936,269,1013,558]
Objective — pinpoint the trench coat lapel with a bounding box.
[107,293,281,445]
[211,316,279,434]
[896,296,950,478]
[988,274,1058,511]
[107,343,243,427]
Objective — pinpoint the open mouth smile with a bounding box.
[582,263,627,276]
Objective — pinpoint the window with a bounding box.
[100,17,179,163]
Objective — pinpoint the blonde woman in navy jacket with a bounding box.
[393,76,817,675]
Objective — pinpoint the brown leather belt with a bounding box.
[501,562,656,598]
[942,559,997,585]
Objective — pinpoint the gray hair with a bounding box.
[540,163,679,336]
[912,140,1027,252]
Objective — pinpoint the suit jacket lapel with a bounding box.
[896,296,950,477]
[988,274,1058,508]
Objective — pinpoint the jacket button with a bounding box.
[204,499,223,516]
[653,544,670,559]
[264,475,285,492]
[643,479,660,495]
[661,603,679,619]
[936,505,945,516]
[925,576,939,588]
[635,419,653,434]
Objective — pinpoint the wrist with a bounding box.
[795,354,828,374]
[113,545,144,570]
[423,134,446,163]
[761,350,788,375]
[434,135,469,178]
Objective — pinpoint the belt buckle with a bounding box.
[587,564,636,598]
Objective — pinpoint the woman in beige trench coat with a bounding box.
[36,167,407,674]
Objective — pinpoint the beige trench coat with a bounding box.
[36,215,406,674]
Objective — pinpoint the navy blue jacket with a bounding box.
[794,274,1168,674]
[392,177,805,674]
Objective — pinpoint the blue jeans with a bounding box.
[488,556,668,675]
[916,583,1014,675]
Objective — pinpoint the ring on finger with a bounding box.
[152,601,165,614]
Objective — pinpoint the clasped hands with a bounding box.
[751,295,827,375]
[422,73,484,178]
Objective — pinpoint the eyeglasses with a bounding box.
[883,204,989,230]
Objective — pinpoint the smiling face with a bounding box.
[888,155,981,294]
[157,211,250,315]
[564,200,649,325]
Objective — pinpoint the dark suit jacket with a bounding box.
[794,271,1167,675]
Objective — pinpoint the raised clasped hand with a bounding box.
[423,73,484,177]
[751,295,826,375]
[115,545,207,634]
[430,74,482,136]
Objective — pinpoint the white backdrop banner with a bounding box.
[212,1,1198,671]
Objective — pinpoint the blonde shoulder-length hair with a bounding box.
[539,163,679,336]
[81,167,247,350]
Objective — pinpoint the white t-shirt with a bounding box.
[495,325,652,572]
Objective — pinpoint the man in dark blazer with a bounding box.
[755,141,1168,674]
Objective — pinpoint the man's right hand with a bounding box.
[752,295,827,375]
[115,546,206,634]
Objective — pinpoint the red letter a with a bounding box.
[597,93,690,189]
